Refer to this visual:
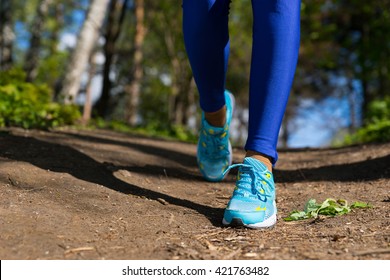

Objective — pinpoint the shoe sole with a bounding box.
[222,201,277,229]
[222,213,276,229]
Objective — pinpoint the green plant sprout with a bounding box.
[284,198,372,221]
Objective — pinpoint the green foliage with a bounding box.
[92,119,197,143]
[141,122,197,143]
[344,120,390,144]
[344,97,390,144]
[0,69,81,129]
[284,198,372,221]
[35,51,69,86]
[366,98,390,124]
[7,0,390,143]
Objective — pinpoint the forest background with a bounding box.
[1,0,389,148]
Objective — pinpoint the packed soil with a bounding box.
[0,127,389,260]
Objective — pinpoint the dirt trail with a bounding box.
[0,128,389,260]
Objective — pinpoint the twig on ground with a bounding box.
[223,249,241,260]
[64,247,95,255]
[194,228,229,240]
[157,198,169,205]
[203,239,218,251]
[168,212,175,225]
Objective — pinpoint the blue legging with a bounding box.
[183,0,301,163]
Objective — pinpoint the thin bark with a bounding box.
[347,78,358,134]
[0,0,14,70]
[82,53,97,125]
[96,0,129,118]
[162,15,192,126]
[60,0,110,104]
[186,77,196,126]
[280,104,290,148]
[164,27,181,124]
[126,0,145,125]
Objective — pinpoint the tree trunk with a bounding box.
[82,52,98,125]
[125,0,145,125]
[279,107,290,148]
[186,77,197,131]
[163,24,186,126]
[0,0,14,70]
[96,0,128,118]
[24,0,52,82]
[359,24,373,125]
[60,0,110,104]
[360,68,371,125]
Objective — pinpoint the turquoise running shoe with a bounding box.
[222,157,277,229]
[197,90,234,182]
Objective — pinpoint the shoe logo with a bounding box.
[255,206,266,211]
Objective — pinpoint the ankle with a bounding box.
[245,151,273,172]
[204,106,226,127]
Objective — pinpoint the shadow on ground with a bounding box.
[1,132,389,228]
[274,154,390,182]
[54,130,390,182]
[0,133,224,227]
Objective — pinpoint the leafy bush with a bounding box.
[344,120,390,144]
[365,97,390,123]
[344,97,390,144]
[0,69,80,129]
